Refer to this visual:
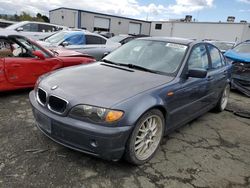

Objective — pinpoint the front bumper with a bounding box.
[29,91,133,161]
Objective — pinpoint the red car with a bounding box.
[0,34,95,91]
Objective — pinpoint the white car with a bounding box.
[37,30,121,60]
[5,21,67,40]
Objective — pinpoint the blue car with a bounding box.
[224,41,250,96]
[29,38,231,165]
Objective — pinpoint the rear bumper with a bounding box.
[29,91,133,161]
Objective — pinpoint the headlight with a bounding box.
[69,105,124,123]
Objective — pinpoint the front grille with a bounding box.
[37,88,47,105]
[48,95,68,114]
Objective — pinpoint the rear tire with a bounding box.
[124,109,165,165]
[214,84,230,112]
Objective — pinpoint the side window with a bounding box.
[0,39,13,58]
[188,45,209,70]
[208,45,223,69]
[38,24,54,32]
[64,34,85,45]
[22,23,38,32]
[85,35,106,44]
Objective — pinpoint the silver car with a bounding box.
[38,30,121,60]
[5,21,67,40]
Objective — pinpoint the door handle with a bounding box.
[207,76,214,81]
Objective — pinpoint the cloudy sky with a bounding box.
[0,0,250,22]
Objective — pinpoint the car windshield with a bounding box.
[211,42,234,51]
[45,31,67,43]
[109,35,128,43]
[233,43,250,53]
[104,40,188,75]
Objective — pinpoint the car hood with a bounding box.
[225,50,250,63]
[40,62,173,108]
[52,48,92,57]
[37,40,57,48]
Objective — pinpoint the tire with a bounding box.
[124,109,165,165]
[214,84,230,112]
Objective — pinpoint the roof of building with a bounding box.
[49,7,151,23]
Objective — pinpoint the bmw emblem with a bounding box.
[51,85,58,90]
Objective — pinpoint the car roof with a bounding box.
[138,37,195,45]
[0,30,25,37]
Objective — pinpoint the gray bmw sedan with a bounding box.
[29,37,231,165]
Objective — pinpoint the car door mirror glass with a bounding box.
[188,69,207,78]
[32,50,45,60]
[16,27,23,32]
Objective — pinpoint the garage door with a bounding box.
[129,22,141,35]
[94,17,110,31]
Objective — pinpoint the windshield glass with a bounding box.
[45,31,67,43]
[104,40,188,74]
[211,42,234,51]
[233,43,250,53]
[109,35,128,43]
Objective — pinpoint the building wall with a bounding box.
[50,8,151,35]
[50,8,79,28]
[151,22,250,42]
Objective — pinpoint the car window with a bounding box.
[65,34,85,45]
[7,37,49,58]
[208,45,223,69]
[188,45,209,70]
[122,37,134,44]
[22,23,38,32]
[233,43,250,53]
[85,35,106,44]
[38,24,56,32]
[0,38,13,58]
[105,40,188,74]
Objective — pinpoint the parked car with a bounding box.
[5,21,67,40]
[38,30,121,60]
[109,34,149,45]
[0,33,95,92]
[30,37,231,165]
[224,40,250,96]
[99,31,114,38]
[207,40,235,54]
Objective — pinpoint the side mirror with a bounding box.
[16,27,23,32]
[61,41,69,47]
[32,50,46,60]
[187,69,207,78]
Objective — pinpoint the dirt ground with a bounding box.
[0,89,250,188]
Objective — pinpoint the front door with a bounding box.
[167,44,212,128]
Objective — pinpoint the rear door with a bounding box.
[206,44,228,101]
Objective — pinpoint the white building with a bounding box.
[49,7,151,35]
[49,7,250,42]
[150,21,250,42]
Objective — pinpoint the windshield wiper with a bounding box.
[102,59,122,66]
[102,60,161,74]
[125,64,159,74]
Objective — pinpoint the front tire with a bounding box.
[214,84,230,112]
[124,109,165,165]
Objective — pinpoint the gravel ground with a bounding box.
[0,89,249,188]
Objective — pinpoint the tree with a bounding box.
[41,15,49,23]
